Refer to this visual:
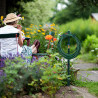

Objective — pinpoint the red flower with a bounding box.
[53,38,57,41]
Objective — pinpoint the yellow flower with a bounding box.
[50,23,55,26]
[52,23,55,26]
[22,33,24,36]
[26,35,30,38]
[50,24,53,26]
[26,28,30,30]
[38,30,41,32]
[30,32,34,34]
[40,79,42,82]
[35,25,37,27]
[51,27,54,29]
[22,16,24,20]
[39,25,42,27]
[57,77,63,80]
[26,32,29,33]
[42,29,45,32]
[51,40,53,42]
[1,16,3,20]
[22,30,24,33]
[30,24,33,26]
[30,26,33,28]
[53,65,56,68]
[53,28,56,31]
[42,33,45,35]
[34,31,36,33]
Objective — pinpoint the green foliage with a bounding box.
[86,67,98,71]
[74,80,98,97]
[0,57,32,97]
[83,35,98,53]
[28,50,68,96]
[59,18,98,42]
[52,0,98,24]
[19,0,55,27]
[80,35,98,63]
[6,0,34,14]
[0,50,68,97]
[80,53,98,64]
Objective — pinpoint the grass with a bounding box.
[78,53,98,64]
[74,80,98,97]
[86,67,98,71]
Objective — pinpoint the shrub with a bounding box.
[81,35,98,63]
[59,18,98,43]
[83,35,98,53]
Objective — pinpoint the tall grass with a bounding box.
[59,18,98,42]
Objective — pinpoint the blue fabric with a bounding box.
[21,45,32,63]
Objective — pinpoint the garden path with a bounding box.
[73,59,98,81]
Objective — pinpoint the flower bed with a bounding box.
[0,50,68,97]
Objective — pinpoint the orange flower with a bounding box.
[45,35,53,40]
[53,38,57,41]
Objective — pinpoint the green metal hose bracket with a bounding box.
[57,31,81,59]
[57,31,81,86]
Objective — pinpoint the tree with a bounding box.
[52,0,98,24]
[19,0,55,27]
[6,0,34,14]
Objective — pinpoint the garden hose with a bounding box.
[57,33,81,59]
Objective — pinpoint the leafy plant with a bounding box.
[83,35,98,53]
[0,50,68,97]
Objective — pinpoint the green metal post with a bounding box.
[67,31,70,86]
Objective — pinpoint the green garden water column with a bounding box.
[57,31,81,86]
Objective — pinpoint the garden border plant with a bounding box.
[0,49,72,97]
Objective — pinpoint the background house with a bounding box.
[91,13,98,21]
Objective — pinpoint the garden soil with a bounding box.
[17,86,96,98]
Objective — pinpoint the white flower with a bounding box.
[91,50,94,52]
[61,58,63,63]
[64,59,67,62]
[70,59,74,62]
[95,48,98,50]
